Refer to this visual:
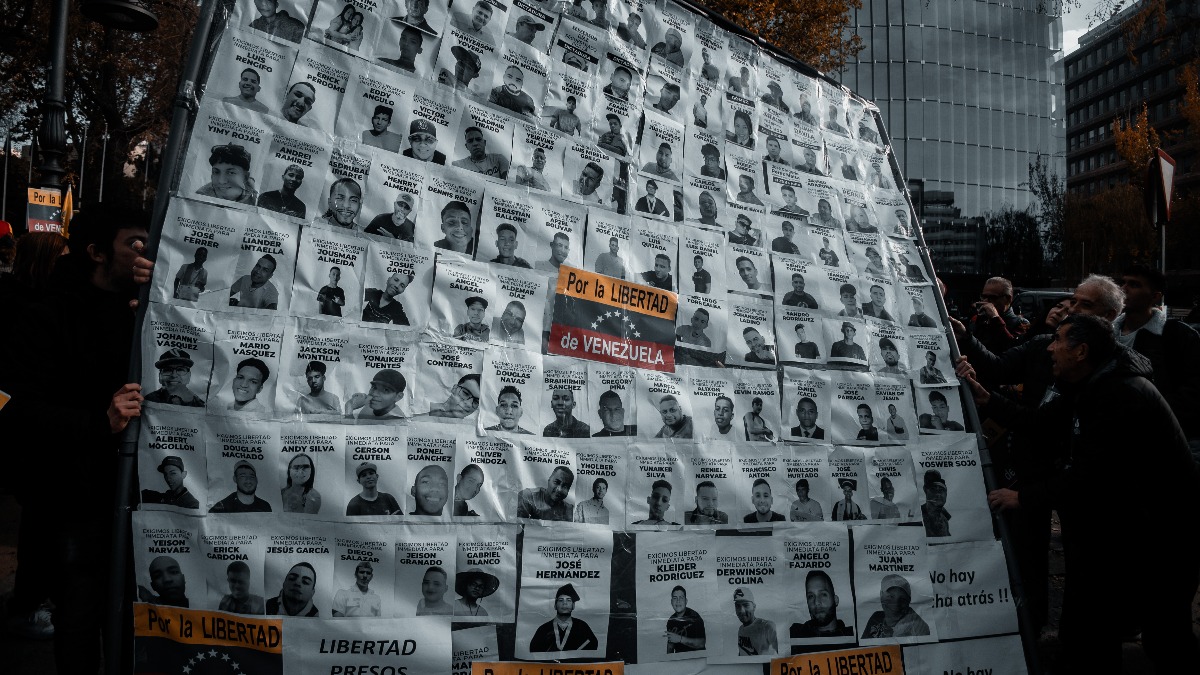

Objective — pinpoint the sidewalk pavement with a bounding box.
[2,495,1196,673]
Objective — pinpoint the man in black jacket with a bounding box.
[0,207,153,673]
[965,314,1199,672]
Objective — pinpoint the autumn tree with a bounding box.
[1111,102,1161,187]
[695,0,864,73]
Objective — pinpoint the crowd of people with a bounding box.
[942,270,1200,672]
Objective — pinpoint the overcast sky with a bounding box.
[1062,0,1109,54]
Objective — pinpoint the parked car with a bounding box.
[1013,288,1074,322]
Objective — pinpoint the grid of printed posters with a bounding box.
[131,0,1026,673]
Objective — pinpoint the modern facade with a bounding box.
[839,0,1066,271]
[1065,0,1199,196]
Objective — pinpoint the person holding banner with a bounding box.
[362,272,413,325]
[684,481,728,525]
[791,570,853,637]
[665,586,706,652]
[211,460,273,513]
[860,575,929,638]
[484,386,533,433]
[592,390,636,437]
[346,462,403,516]
[831,478,865,521]
[529,584,599,652]
[140,455,201,508]
[219,561,266,615]
[223,68,271,113]
[516,465,575,521]
[788,479,823,521]
[267,562,320,617]
[733,587,777,656]
[455,567,499,617]
[574,478,611,523]
[743,479,785,523]
[416,566,453,615]
[280,453,322,514]
[197,143,258,205]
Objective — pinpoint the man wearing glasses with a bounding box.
[427,374,482,419]
[968,276,1028,354]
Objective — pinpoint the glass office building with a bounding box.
[839,1,1066,242]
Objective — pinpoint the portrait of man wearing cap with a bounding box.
[267,562,320,617]
[378,25,425,73]
[140,455,200,509]
[831,478,865,521]
[634,179,670,217]
[528,583,599,652]
[210,460,273,513]
[172,246,208,301]
[733,587,778,656]
[876,337,906,376]
[453,127,510,179]
[509,13,546,45]
[227,357,271,412]
[332,562,381,617]
[257,164,307,218]
[790,570,853,638]
[453,296,491,343]
[361,105,403,153]
[344,368,406,421]
[760,80,790,113]
[442,45,484,91]
[144,348,205,407]
[788,478,823,521]
[698,143,725,179]
[362,272,413,325]
[364,193,417,242]
[346,461,402,516]
[516,465,574,521]
[830,322,866,360]
[455,567,499,617]
[402,118,447,164]
[921,470,951,537]
[860,574,930,638]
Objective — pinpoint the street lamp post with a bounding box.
[36,0,70,193]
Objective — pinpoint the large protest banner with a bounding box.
[125,0,1032,673]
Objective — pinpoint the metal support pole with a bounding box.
[36,0,70,191]
[3,134,10,221]
[99,123,109,203]
[79,123,88,209]
[108,1,222,673]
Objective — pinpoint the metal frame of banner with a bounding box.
[105,1,1042,673]
[108,0,226,671]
